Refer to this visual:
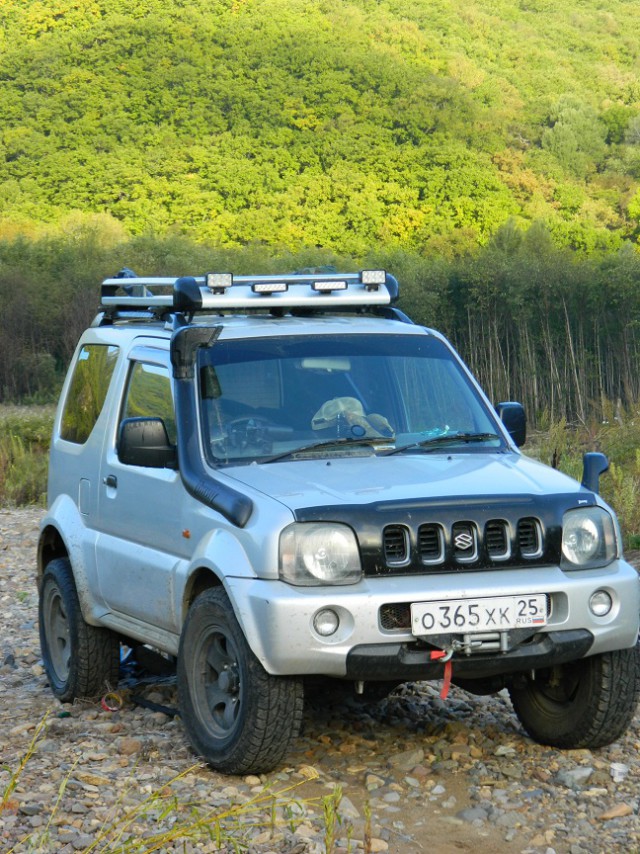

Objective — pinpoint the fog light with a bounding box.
[313,609,340,637]
[589,589,612,617]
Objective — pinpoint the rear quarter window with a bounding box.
[60,344,119,444]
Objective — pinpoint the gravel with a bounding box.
[2,507,640,853]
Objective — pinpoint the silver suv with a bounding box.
[38,268,640,773]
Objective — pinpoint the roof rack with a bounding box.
[100,269,399,317]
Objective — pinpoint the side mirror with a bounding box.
[118,417,177,468]
[581,452,609,494]
[495,401,526,447]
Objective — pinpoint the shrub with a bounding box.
[0,407,53,506]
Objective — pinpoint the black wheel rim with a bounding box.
[42,581,71,682]
[532,664,583,706]
[194,624,243,739]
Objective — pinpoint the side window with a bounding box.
[60,344,119,444]
[122,362,176,443]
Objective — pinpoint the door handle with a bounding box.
[103,474,118,488]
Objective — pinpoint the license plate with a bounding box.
[411,594,548,637]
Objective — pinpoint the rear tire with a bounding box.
[509,645,640,749]
[39,558,120,702]
[178,588,304,774]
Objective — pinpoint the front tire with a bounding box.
[39,558,120,702]
[177,588,304,774]
[508,645,640,749]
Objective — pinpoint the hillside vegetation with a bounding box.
[1,0,639,254]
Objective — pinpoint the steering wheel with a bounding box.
[226,416,281,450]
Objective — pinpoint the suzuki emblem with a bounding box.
[454,531,474,551]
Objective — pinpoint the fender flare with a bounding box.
[38,494,108,626]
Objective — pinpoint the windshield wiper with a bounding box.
[381,432,501,456]
[260,435,396,464]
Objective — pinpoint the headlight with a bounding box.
[279,523,362,586]
[561,507,618,569]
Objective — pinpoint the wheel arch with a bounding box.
[37,524,69,589]
[38,495,104,625]
[182,566,225,621]
[181,525,262,627]
[180,567,267,668]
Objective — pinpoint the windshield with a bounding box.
[198,332,505,465]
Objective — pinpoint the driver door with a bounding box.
[96,349,188,633]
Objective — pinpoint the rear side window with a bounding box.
[60,344,119,444]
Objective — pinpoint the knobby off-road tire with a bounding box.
[508,645,640,749]
[39,557,120,702]
[177,588,304,775]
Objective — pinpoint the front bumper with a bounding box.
[226,559,640,677]
[345,629,593,681]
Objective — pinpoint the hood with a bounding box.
[225,451,588,513]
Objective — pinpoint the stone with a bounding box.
[337,795,360,819]
[597,803,634,820]
[494,745,517,757]
[18,804,42,816]
[556,767,594,789]
[116,738,143,756]
[496,811,521,828]
[74,772,110,787]
[366,774,386,790]
[387,748,424,771]
[457,806,489,823]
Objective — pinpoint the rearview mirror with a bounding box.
[299,357,351,372]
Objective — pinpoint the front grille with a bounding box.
[371,514,548,576]
[383,525,409,565]
[418,524,444,563]
[518,518,542,557]
[485,520,510,559]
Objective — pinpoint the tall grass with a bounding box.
[527,404,640,549]
[0,407,53,506]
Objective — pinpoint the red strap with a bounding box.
[429,650,453,699]
[440,659,453,700]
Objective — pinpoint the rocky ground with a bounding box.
[2,507,640,854]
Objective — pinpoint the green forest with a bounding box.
[2,0,640,252]
[1,0,640,426]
